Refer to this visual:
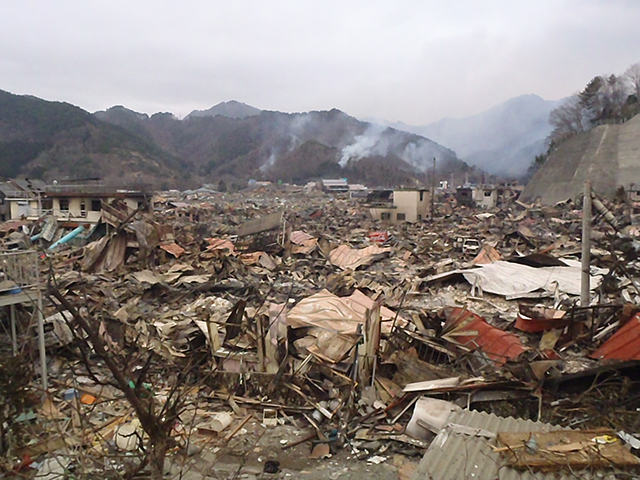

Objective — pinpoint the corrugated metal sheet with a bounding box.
[290,230,318,254]
[206,238,236,254]
[159,242,185,258]
[289,230,315,244]
[410,409,594,480]
[286,289,397,334]
[591,313,640,361]
[0,219,29,233]
[442,308,528,365]
[328,244,391,270]
[424,260,605,298]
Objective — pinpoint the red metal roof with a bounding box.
[442,307,528,366]
[590,313,640,361]
[515,306,570,333]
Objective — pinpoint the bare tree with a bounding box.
[549,94,586,145]
[49,287,192,479]
[624,62,640,101]
[599,74,628,119]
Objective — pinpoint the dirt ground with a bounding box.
[165,422,418,480]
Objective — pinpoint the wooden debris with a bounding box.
[497,429,640,471]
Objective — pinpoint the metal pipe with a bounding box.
[48,225,84,250]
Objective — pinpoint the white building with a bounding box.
[473,185,498,208]
[369,189,430,223]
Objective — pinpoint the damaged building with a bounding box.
[369,188,431,223]
[1,181,640,480]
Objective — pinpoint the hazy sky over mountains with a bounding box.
[2,0,639,124]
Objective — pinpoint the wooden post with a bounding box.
[264,304,283,374]
[256,314,265,373]
[430,157,436,219]
[37,291,47,391]
[581,180,592,307]
[360,304,381,386]
[207,318,221,358]
[10,305,17,356]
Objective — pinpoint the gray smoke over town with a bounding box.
[401,140,445,171]
[287,114,312,151]
[339,123,448,171]
[339,124,390,167]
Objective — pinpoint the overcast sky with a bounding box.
[2,1,639,124]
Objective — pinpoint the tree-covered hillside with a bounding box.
[0,90,191,187]
[1,89,483,188]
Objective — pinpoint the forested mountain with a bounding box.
[0,90,190,187]
[1,89,482,188]
[95,105,478,186]
[547,63,640,145]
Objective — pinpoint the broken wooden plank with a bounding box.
[497,429,640,471]
[224,414,253,442]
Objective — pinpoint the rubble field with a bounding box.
[1,185,640,480]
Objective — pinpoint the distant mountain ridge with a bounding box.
[1,89,483,188]
[368,94,562,178]
[185,100,261,120]
[95,104,479,186]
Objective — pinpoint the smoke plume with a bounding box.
[339,124,390,167]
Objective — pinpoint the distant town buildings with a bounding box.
[455,184,522,209]
[473,185,499,208]
[320,178,350,193]
[304,179,369,198]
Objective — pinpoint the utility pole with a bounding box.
[581,180,592,307]
[430,157,435,219]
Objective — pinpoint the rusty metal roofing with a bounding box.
[289,230,316,244]
[328,244,391,270]
[590,313,640,361]
[410,409,596,480]
[442,307,528,365]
